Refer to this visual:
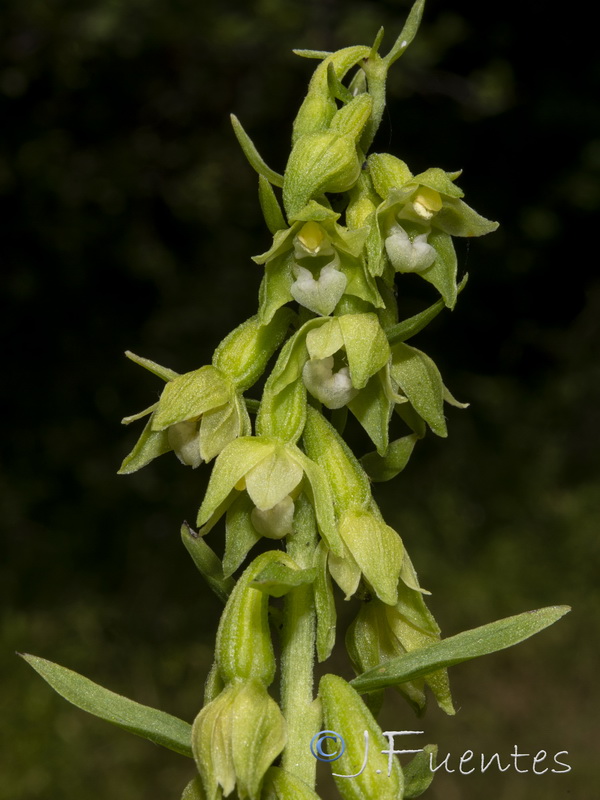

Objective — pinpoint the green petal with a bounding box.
[118,413,171,474]
[339,313,390,390]
[245,445,304,511]
[435,197,499,237]
[153,366,231,430]
[197,437,276,527]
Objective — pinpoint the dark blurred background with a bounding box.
[2,0,598,798]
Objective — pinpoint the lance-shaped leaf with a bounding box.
[230,114,284,187]
[259,175,287,234]
[20,654,193,758]
[350,606,571,693]
[181,522,234,603]
[385,274,468,345]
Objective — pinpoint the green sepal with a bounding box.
[213,309,294,392]
[420,230,458,308]
[345,600,427,715]
[230,114,284,188]
[314,541,337,662]
[118,413,171,474]
[329,93,373,137]
[338,314,390,390]
[258,254,295,325]
[361,433,418,482]
[259,175,287,234]
[270,318,327,394]
[251,561,317,597]
[262,766,322,800]
[199,395,247,463]
[404,745,438,799]
[303,406,371,511]
[20,654,193,758]
[256,374,307,445]
[181,777,207,800]
[394,401,427,438]
[181,522,235,603]
[347,371,392,455]
[368,153,412,200]
[339,508,404,605]
[224,493,261,578]
[121,402,157,425]
[319,674,404,800]
[289,200,340,223]
[390,342,447,437]
[434,197,499,237]
[204,662,225,705]
[350,605,571,693]
[197,437,278,527]
[328,542,362,600]
[411,167,464,199]
[125,350,179,381]
[152,366,232,430]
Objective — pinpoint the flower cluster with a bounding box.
[118,3,497,798]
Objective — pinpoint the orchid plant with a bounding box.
[22,2,569,798]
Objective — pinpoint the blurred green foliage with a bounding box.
[2,0,598,798]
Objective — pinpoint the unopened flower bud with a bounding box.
[192,679,286,800]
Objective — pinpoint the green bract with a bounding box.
[26,4,570,800]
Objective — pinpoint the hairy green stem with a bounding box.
[280,495,320,788]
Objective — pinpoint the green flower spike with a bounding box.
[303,407,403,605]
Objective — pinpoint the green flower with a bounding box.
[196,435,342,556]
[367,154,499,307]
[253,206,383,324]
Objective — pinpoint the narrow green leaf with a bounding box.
[20,653,193,758]
[384,0,426,67]
[385,275,468,345]
[350,605,571,693]
[230,114,284,188]
[181,522,235,603]
[259,175,287,234]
